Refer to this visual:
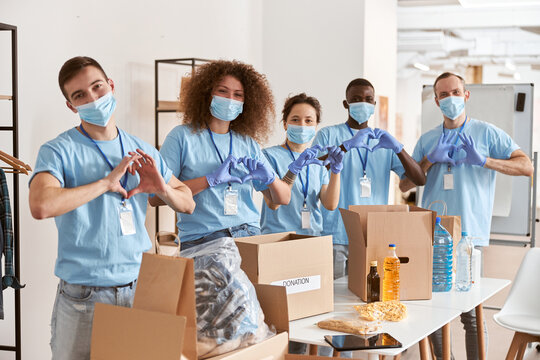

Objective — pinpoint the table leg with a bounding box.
[333,349,341,357]
[419,337,430,360]
[476,303,486,360]
[309,344,318,355]
[442,323,451,360]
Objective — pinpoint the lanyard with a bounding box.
[346,124,369,177]
[443,116,467,171]
[207,128,233,186]
[79,124,128,196]
[285,142,309,207]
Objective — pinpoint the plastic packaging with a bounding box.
[367,260,380,303]
[456,231,473,291]
[432,217,453,292]
[382,244,400,301]
[181,237,275,359]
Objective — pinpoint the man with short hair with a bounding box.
[29,56,195,359]
[400,72,533,359]
[313,78,426,279]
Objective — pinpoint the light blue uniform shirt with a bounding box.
[30,127,172,286]
[411,118,519,246]
[313,124,405,244]
[255,145,329,236]
[160,125,273,243]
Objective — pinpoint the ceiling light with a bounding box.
[459,0,540,7]
[414,62,431,71]
[505,59,516,71]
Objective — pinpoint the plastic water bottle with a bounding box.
[456,231,473,291]
[432,217,453,292]
[382,244,400,301]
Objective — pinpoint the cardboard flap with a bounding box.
[236,231,295,245]
[208,332,289,359]
[253,284,289,333]
[235,242,260,283]
[339,208,367,247]
[90,303,186,360]
[133,254,197,360]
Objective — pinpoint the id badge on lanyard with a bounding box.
[444,165,454,190]
[360,175,372,198]
[224,186,239,215]
[119,202,136,236]
[301,204,311,229]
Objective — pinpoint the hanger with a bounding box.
[0,150,32,175]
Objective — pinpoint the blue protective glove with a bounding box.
[455,133,487,167]
[426,132,458,166]
[206,155,243,187]
[324,145,344,174]
[370,128,403,153]
[240,157,276,185]
[342,127,376,151]
[288,145,324,175]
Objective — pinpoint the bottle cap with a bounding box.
[462,231,468,236]
[389,244,396,248]
[436,217,441,223]
[370,261,377,266]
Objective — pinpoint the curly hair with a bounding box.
[282,93,322,124]
[180,60,275,145]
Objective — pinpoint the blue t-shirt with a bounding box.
[160,125,273,243]
[30,127,172,286]
[313,124,405,245]
[255,145,329,236]
[411,118,519,246]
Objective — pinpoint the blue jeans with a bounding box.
[181,223,260,250]
[50,279,136,360]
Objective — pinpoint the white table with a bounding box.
[289,277,510,359]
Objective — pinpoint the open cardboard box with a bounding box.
[235,232,333,320]
[340,205,436,301]
[92,254,300,360]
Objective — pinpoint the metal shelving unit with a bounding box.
[0,21,22,360]
[154,58,212,232]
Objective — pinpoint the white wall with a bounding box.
[0,1,399,358]
[0,1,262,358]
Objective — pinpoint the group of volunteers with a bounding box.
[28,56,532,360]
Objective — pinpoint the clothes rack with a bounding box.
[0,22,23,360]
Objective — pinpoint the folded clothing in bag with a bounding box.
[181,237,275,359]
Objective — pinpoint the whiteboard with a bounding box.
[420,83,534,236]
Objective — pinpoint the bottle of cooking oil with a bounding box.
[382,244,400,301]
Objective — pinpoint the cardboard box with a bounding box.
[91,303,186,360]
[155,231,181,257]
[134,253,291,360]
[340,205,436,301]
[235,232,334,320]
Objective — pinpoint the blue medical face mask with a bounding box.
[286,124,316,144]
[438,96,465,120]
[210,95,243,122]
[75,91,117,127]
[348,102,375,124]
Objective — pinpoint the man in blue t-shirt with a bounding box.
[29,56,195,360]
[400,72,532,360]
[313,78,426,280]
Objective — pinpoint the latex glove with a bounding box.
[426,132,458,166]
[205,155,243,187]
[455,134,487,167]
[371,128,403,153]
[342,127,376,151]
[288,145,324,175]
[324,145,344,174]
[240,157,276,185]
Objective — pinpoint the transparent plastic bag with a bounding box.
[180,237,275,359]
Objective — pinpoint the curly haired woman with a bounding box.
[151,60,290,248]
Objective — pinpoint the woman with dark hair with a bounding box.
[151,60,290,248]
[256,93,342,238]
